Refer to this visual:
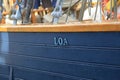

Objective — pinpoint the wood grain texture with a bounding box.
[0,22,120,32]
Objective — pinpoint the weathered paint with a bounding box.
[0,32,120,80]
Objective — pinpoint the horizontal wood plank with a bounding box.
[0,22,120,32]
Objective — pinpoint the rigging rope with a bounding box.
[51,0,63,24]
[0,0,3,20]
[11,0,25,25]
[23,0,34,24]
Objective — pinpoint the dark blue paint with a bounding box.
[7,32,120,47]
[0,32,120,80]
[0,75,8,80]
[34,0,40,9]
[8,44,120,65]
[0,65,9,75]
[0,65,9,80]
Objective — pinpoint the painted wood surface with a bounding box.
[0,32,120,80]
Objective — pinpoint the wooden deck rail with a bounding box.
[0,21,120,32]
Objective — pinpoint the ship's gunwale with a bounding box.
[0,21,120,32]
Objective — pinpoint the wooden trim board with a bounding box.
[0,22,120,32]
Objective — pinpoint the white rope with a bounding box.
[0,0,3,20]
[10,0,25,25]
[51,0,63,24]
[0,11,2,20]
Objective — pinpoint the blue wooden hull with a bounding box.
[0,32,120,80]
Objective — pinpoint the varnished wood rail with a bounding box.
[0,21,120,32]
